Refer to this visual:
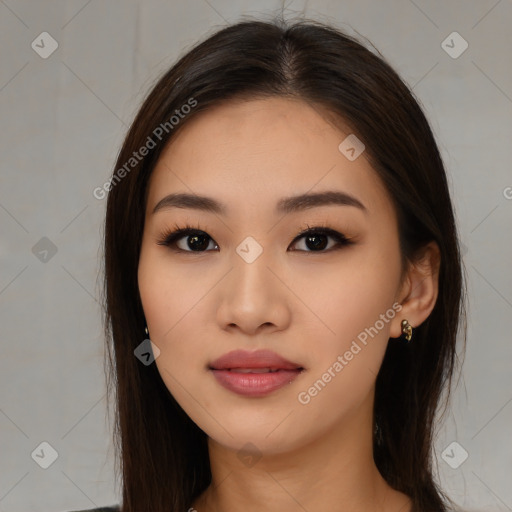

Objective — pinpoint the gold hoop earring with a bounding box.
[401,319,412,342]
[144,325,149,336]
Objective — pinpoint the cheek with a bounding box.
[138,247,204,340]
[138,250,207,409]
[294,246,401,398]
[292,277,396,426]
[295,249,399,340]
[137,246,215,399]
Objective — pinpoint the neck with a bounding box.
[191,405,411,512]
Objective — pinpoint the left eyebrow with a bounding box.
[152,190,367,216]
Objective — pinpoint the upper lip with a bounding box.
[209,349,303,371]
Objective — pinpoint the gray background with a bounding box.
[1,1,511,511]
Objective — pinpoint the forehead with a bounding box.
[147,97,393,221]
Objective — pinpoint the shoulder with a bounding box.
[67,507,120,512]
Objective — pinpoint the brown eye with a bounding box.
[289,227,352,253]
[158,228,218,252]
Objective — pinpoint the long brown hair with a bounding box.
[102,17,467,512]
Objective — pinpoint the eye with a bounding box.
[156,223,354,253]
[289,224,353,253]
[157,223,219,252]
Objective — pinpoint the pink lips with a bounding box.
[209,349,304,397]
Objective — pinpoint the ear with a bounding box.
[389,241,441,339]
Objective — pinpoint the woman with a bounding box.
[73,16,467,512]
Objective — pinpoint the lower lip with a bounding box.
[210,369,303,397]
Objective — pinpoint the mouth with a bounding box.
[208,350,305,397]
[209,367,304,397]
[209,349,304,372]
[214,367,302,373]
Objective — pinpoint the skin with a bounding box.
[137,97,440,512]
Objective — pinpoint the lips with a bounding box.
[209,349,303,372]
[209,349,304,397]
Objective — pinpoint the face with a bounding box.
[137,97,405,456]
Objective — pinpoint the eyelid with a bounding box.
[156,222,354,253]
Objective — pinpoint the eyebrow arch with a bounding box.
[152,190,367,216]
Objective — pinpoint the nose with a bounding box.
[215,250,292,336]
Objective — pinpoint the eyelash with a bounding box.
[156,222,354,254]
